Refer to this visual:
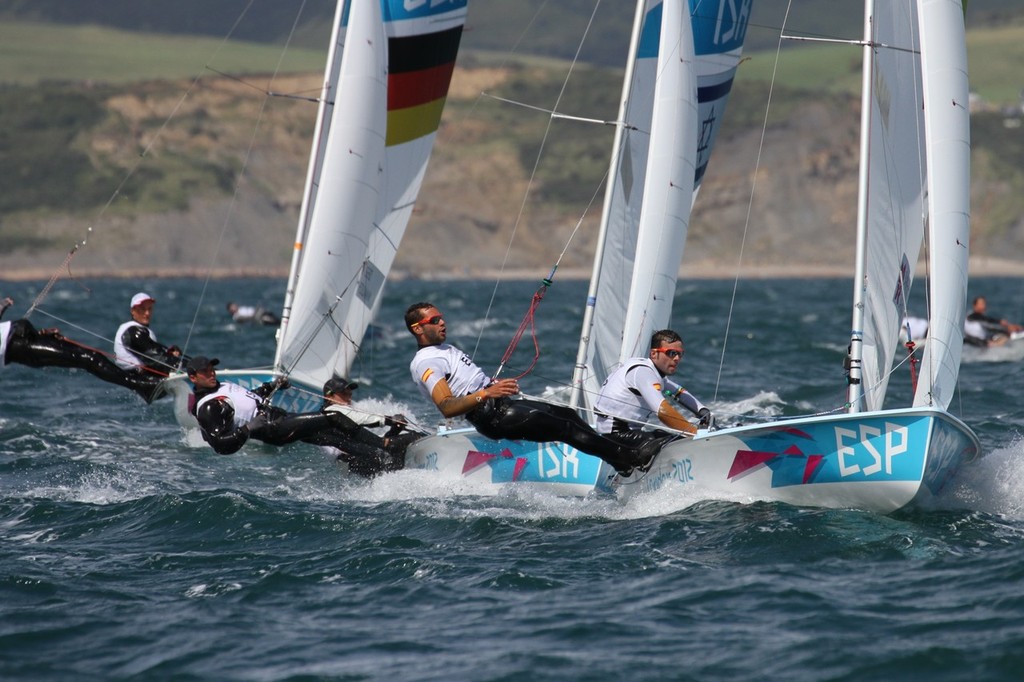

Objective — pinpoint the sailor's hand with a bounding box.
[485,378,520,398]
[1,297,12,309]
[697,407,716,431]
[272,376,290,391]
[40,328,61,337]
[167,345,182,357]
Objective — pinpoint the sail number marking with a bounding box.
[834,423,909,477]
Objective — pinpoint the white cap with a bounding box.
[130,292,155,308]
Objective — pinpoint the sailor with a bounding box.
[226,302,280,326]
[404,301,667,475]
[318,376,422,476]
[0,296,163,403]
[114,292,184,376]
[967,296,1021,340]
[186,356,386,458]
[593,329,713,447]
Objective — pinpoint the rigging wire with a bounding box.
[182,0,315,360]
[26,0,263,319]
[713,0,795,403]
[470,0,606,363]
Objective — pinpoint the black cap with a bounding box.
[186,355,220,375]
[323,376,358,395]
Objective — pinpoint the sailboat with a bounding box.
[406,0,983,514]
[402,0,750,494]
[609,0,982,513]
[163,0,469,425]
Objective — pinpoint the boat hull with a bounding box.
[404,428,617,497]
[615,407,982,514]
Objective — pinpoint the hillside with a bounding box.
[2,11,1024,281]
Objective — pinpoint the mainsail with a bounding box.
[275,0,468,389]
[573,0,751,411]
[858,0,928,411]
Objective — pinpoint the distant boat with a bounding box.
[161,0,468,426]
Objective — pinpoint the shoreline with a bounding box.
[4,258,1024,283]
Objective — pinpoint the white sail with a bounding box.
[275,0,468,390]
[858,0,927,411]
[276,0,388,389]
[619,0,698,361]
[913,0,971,408]
[574,0,751,410]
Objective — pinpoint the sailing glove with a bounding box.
[697,407,716,431]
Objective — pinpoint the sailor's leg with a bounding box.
[5,320,162,402]
[251,412,334,446]
[474,398,653,472]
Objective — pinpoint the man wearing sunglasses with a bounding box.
[594,329,714,442]
[404,301,667,475]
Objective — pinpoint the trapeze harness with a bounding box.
[593,358,705,434]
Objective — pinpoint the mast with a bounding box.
[568,0,648,411]
[273,0,347,371]
[846,0,875,413]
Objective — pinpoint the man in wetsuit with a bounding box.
[226,302,280,326]
[187,356,388,458]
[0,296,163,403]
[114,292,183,377]
[966,296,1022,343]
[594,329,714,447]
[318,376,422,476]
[404,301,666,475]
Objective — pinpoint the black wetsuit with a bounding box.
[465,397,665,474]
[304,421,421,477]
[117,323,184,375]
[2,319,163,403]
[193,380,420,471]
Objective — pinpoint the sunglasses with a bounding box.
[415,314,444,327]
[654,348,683,359]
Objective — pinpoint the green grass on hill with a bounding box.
[0,22,327,86]
[1,19,1021,106]
[734,23,1024,107]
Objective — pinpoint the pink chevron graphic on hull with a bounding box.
[728,450,777,478]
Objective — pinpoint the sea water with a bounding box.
[2,276,1024,680]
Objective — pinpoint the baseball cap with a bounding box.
[323,377,359,395]
[131,292,155,308]
[186,355,220,375]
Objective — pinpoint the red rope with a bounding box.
[495,271,556,380]
[905,340,919,394]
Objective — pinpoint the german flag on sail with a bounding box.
[386,24,463,147]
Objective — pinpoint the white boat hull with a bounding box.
[614,406,981,514]
[404,428,617,497]
[401,406,980,514]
